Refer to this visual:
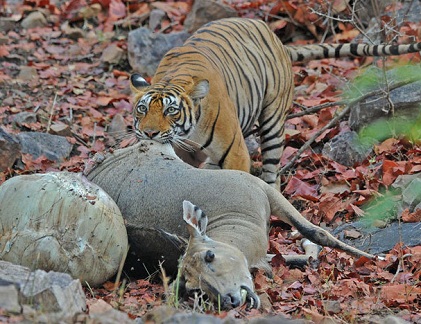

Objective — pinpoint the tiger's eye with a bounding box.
[166,106,177,114]
[137,104,147,113]
[205,250,215,263]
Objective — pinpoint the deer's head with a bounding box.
[178,201,260,309]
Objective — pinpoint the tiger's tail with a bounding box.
[286,42,421,62]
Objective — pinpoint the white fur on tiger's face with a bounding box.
[131,74,209,151]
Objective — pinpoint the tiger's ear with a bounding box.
[190,80,209,100]
[130,73,150,91]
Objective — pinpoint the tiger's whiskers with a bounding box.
[172,138,196,152]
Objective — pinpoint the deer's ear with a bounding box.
[182,200,208,239]
[130,73,150,91]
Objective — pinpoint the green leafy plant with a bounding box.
[344,65,421,101]
[347,64,421,145]
[360,189,402,227]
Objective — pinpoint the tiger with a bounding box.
[130,17,421,189]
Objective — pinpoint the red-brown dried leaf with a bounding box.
[382,160,406,186]
[0,46,10,57]
[380,284,421,305]
[374,138,400,155]
[401,208,421,222]
[318,194,343,223]
[284,176,319,201]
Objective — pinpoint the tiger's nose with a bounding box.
[144,130,160,139]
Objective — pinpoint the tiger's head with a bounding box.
[130,73,209,144]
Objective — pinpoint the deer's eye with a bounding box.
[204,250,215,263]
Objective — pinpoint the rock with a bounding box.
[127,27,190,77]
[49,122,72,137]
[101,43,125,64]
[245,133,260,157]
[343,229,362,239]
[106,114,128,147]
[0,128,21,171]
[0,260,86,316]
[393,174,421,207]
[250,316,310,324]
[0,281,21,314]
[324,300,341,314]
[392,174,421,220]
[0,17,17,33]
[11,111,37,127]
[384,315,411,324]
[0,172,128,287]
[349,74,421,131]
[333,221,421,255]
[21,11,48,29]
[142,305,309,324]
[88,299,133,324]
[0,33,9,45]
[161,312,236,324]
[358,314,412,324]
[322,131,373,166]
[109,113,127,134]
[184,0,238,33]
[393,173,421,190]
[143,306,221,323]
[149,9,166,31]
[17,131,73,161]
[61,21,85,40]
[17,66,38,81]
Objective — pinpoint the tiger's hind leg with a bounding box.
[258,96,293,190]
[258,127,284,189]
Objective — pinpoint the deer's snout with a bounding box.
[221,293,241,309]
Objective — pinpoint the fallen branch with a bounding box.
[287,100,347,119]
[280,104,351,175]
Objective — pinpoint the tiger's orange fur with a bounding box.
[131,18,293,188]
[130,18,421,189]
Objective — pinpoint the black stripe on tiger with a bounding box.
[217,131,237,169]
[261,143,283,154]
[287,42,421,62]
[201,103,221,150]
[191,29,264,132]
[259,110,284,138]
[262,158,280,166]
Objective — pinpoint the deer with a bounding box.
[86,141,375,309]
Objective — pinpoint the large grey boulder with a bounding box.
[348,71,421,131]
[128,28,190,77]
[333,221,421,255]
[322,131,373,166]
[0,172,128,287]
[17,131,73,161]
[333,174,421,254]
[183,0,238,33]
